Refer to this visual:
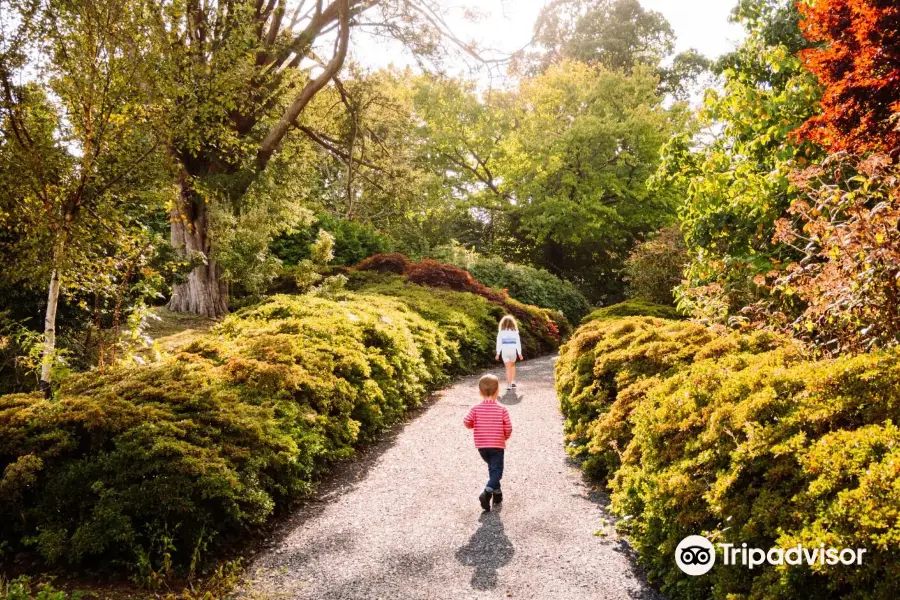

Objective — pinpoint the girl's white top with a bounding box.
[496,329,522,355]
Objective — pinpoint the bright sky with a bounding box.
[352,0,746,78]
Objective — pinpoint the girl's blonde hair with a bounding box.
[499,315,518,331]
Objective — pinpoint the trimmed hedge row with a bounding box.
[557,316,784,480]
[0,282,556,572]
[557,313,900,599]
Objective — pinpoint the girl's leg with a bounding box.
[505,361,514,385]
[510,361,516,384]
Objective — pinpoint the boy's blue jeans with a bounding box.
[478,448,505,493]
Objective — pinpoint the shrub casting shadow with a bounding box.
[454,508,515,590]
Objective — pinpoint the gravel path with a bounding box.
[240,356,661,600]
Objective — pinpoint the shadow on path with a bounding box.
[500,389,522,405]
[454,507,515,590]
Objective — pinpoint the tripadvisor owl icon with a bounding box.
[676,535,716,576]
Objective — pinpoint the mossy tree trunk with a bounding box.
[162,0,353,318]
[167,173,229,318]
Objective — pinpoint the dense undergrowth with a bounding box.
[428,244,592,323]
[557,303,900,599]
[0,280,564,577]
[356,252,583,331]
[354,254,572,348]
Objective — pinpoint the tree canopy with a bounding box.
[0,0,713,389]
[794,0,900,154]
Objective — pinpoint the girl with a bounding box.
[495,315,523,391]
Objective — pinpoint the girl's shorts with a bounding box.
[501,347,518,363]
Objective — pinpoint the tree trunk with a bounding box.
[167,175,229,318]
[39,267,61,396]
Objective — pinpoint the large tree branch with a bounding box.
[256,0,350,171]
[402,1,514,66]
[298,125,382,171]
[262,0,345,74]
[441,147,507,200]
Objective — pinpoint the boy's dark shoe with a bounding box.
[492,492,503,506]
[479,490,492,511]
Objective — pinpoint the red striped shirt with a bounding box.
[463,399,512,449]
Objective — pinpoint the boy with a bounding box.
[463,374,513,511]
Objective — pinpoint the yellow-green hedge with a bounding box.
[557,315,900,599]
[0,282,561,572]
[580,298,683,324]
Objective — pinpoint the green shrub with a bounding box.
[556,316,784,479]
[581,299,683,324]
[614,347,900,599]
[622,226,688,306]
[557,314,900,599]
[0,576,70,600]
[0,284,556,573]
[0,314,42,395]
[271,215,392,267]
[430,243,591,323]
[356,255,571,354]
[358,278,564,359]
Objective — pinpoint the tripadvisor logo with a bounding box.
[676,535,716,576]
[676,535,867,576]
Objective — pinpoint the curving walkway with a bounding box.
[240,356,661,600]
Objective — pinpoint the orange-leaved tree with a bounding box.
[794,0,900,154]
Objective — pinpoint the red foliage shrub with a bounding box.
[759,153,900,352]
[405,259,508,304]
[546,320,560,339]
[355,253,570,349]
[356,252,411,274]
[795,0,900,154]
[404,260,568,345]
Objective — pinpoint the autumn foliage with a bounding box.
[355,252,411,274]
[765,153,900,351]
[405,259,508,304]
[795,0,900,154]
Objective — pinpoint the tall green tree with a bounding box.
[530,0,675,72]
[524,0,711,99]
[0,0,166,391]
[264,67,485,257]
[145,0,491,317]
[501,61,685,301]
[411,76,514,251]
[655,0,822,322]
[302,68,445,235]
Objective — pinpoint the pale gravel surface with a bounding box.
[240,356,662,600]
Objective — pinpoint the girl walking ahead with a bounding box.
[495,315,523,391]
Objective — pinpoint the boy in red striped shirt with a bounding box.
[463,374,512,511]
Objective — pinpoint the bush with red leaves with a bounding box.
[405,259,508,304]
[403,259,568,346]
[356,253,411,274]
[354,253,571,351]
